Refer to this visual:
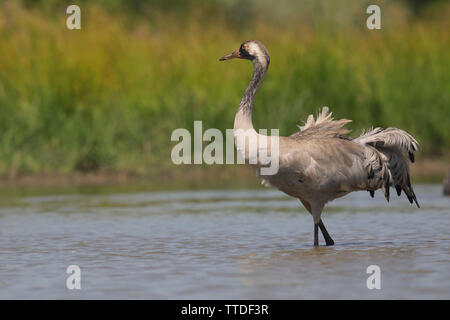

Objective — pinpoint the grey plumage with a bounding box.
[354,125,420,207]
[220,40,420,246]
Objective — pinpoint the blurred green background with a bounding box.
[0,0,448,187]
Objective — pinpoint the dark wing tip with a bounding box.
[413,196,420,208]
[395,185,402,196]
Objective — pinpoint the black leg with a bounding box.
[318,219,334,246]
[314,223,319,246]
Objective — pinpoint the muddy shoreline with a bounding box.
[0,157,447,191]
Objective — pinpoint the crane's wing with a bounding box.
[289,106,352,141]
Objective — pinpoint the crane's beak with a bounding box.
[219,50,241,61]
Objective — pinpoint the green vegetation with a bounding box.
[0,0,449,180]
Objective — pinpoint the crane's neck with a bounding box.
[234,58,268,131]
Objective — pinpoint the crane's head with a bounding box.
[219,40,270,68]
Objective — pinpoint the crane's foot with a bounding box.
[319,219,334,246]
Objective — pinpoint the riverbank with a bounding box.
[0,157,447,193]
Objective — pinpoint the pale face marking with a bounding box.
[244,41,267,68]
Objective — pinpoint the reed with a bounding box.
[0,1,448,177]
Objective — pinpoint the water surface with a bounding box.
[0,185,448,299]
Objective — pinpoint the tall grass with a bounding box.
[0,1,449,177]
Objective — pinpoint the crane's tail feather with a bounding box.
[356,127,420,207]
[356,127,420,155]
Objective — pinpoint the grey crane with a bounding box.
[220,40,420,246]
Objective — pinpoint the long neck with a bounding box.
[234,59,267,131]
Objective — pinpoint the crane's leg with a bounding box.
[314,223,319,246]
[318,219,334,246]
[300,200,334,246]
[310,202,324,247]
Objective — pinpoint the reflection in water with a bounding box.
[0,185,448,299]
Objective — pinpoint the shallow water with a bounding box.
[0,185,448,299]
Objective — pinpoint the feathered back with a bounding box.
[289,107,352,141]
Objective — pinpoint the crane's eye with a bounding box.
[238,43,253,60]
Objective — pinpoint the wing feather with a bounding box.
[289,106,352,141]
